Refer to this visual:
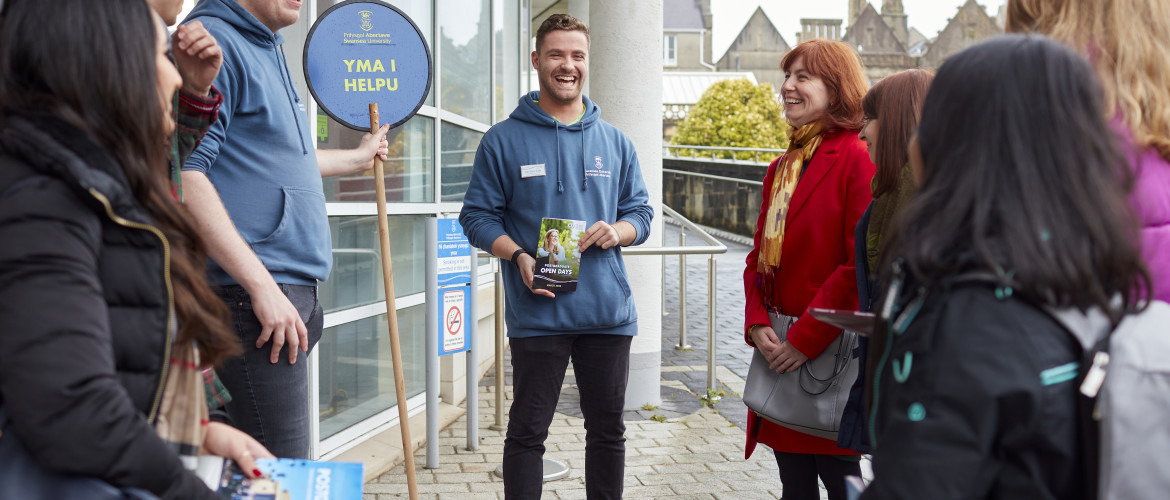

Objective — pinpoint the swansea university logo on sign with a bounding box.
[587,155,612,179]
[360,10,373,31]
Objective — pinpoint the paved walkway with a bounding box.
[366,224,870,499]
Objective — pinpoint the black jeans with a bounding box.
[774,451,862,500]
[503,334,633,499]
[213,284,323,459]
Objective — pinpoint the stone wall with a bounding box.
[662,158,770,238]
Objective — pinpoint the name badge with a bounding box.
[520,163,546,178]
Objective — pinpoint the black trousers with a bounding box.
[774,451,862,500]
[503,334,632,499]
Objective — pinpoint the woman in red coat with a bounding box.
[743,39,875,500]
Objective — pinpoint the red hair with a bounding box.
[781,39,869,131]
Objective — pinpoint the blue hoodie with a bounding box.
[460,91,654,338]
[183,0,330,286]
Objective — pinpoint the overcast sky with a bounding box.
[712,0,1007,59]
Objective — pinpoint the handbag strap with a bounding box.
[798,331,858,395]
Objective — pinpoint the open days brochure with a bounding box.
[196,456,362,499]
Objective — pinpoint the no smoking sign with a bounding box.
[440,288,469,354]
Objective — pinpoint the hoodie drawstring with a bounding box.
[554,122,564,193]
[580,120,588,192]
[276,44,308,155]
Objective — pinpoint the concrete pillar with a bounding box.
[583,0,664,409]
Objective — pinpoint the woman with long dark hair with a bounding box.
[836,69,933,454]
[0,0,272,497]
[743,39,875,500]
[861,35,1150,499]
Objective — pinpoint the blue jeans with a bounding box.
[212,284,323,459]
[503,334,632,499]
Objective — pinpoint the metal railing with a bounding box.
[480,204,728,426]
[662,168,765,187]
[663,144,784,163]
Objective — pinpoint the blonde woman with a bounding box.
[538,228,566,265]
[1007,0,1170,302]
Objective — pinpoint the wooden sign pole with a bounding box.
[369,103,418,499]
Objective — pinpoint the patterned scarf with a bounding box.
[154,340,208,471]
[758,122,825,273]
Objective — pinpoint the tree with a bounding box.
[671,78,788,161]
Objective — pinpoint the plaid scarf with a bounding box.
[758,122,825,273]
[154,340,208,471]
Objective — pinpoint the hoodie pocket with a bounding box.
[506,250,636,333]
[250,187,331,278]
[555,251,634,329]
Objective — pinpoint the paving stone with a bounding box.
[650,462,710,474]
[638,472,697,486]
[728,479,784,491]
[713,491,777,500]
[433,472,493,484]
[621,485,679,498]
[672,481,732,494]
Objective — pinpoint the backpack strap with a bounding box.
[1028,302,1110,500]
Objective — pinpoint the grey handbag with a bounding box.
[743,312,860,440]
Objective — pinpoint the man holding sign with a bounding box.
[460,14,653,499]
[181,0,388,459]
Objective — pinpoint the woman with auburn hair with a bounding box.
[743,39,875,500]
[861,35,1149,500]
[1007,0,1170,302]
[0,0,271,497]
[836,69,933,454]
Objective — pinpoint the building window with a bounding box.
[664,34,677,66]
[440,0,492,124]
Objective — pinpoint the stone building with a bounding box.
[715,7,790,91]
[921,0,1003,68]
[797,18,844,43]
[663,0,715,71]
[837,0,1002,81]
[841,3,914,82]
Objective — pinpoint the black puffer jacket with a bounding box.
[862,278,1088,500]
[0,113,216,499]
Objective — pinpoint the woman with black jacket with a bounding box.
[0,1,272,498]
[860,36,1151,499]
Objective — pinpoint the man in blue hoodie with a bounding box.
[459,13,653,499]
[181,0,388,459]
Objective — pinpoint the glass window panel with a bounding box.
[521,0,531,94]
[320,215,426,313]
[317,305,425,439]
[439,0,491,123]
[494,0,521,122]
[440,122,483,202]
[321,114,433,203]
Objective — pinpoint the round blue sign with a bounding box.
[303,0,432,131]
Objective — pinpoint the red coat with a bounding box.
[743,129,875,456]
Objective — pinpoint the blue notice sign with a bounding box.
[304,0,432,131]
[436,218,472,286]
